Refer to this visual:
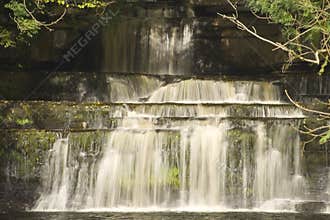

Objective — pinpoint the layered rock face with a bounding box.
[0,0,329,214]
[0,0,284,73]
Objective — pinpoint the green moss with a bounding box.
[15,118,33,126]
[69,131,106,153]
[228,128,255,144]
[0,130,57,178]
[166,167,180,188]
[226,128,255,200]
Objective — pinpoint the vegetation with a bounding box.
[166,167,180,188]
[0,0,114,48]
[285,90,330,145]
[0,130,57,177]
[219,0,330,73]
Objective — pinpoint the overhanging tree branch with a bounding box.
[23,0,67,31]
[218,0,330,67]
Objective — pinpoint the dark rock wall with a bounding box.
[0,0,284,74]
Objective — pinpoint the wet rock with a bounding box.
[295,201,327,213]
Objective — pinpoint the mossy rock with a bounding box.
[0,130,58,179]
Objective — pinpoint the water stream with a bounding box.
[33,79,308,212]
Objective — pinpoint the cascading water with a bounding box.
[185,125,229,208]
[33,79,306,212]
[253,123,305,210]
[148,80,282,103]
[34,138,70,210]
[101,22,193,74]
[92,131,179,208]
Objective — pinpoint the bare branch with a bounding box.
[23,0,67,31]
[217,1,330,66]
[285,90,330,117]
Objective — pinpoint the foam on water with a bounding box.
[33,79,308,212]
[33,122,306,211]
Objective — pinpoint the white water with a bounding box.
[253,123,305,205]
[186,125,228,207]
[148,79,282,103]
[33,79,307,212]
[33,122,305,211]
[34,138,70,210]
[117,104,304,119]
[106,75,161,102]
[93,131,175,208]
[102,23,193,74]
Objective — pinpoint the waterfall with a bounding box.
[92,131,178,208]
[101,22,193,74]
[186,125,228,208]
[253,123,305,210]
[148,80,282,103]
[33,79,306,212]
[34,138,70,210]
[106,75,161,102]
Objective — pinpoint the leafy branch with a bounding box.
[285,89,330,145]
[1,0,115,48]
[218,0,330,73]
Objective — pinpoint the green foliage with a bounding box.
[246,0,330,68]
[318,55,329,75]
[246,0,327,30]
[40,0,109,8]
[0,0,113,48]
[16,118,32,126]
[166,167,180,188]
[5,1,40,39]
[319,129,330,144]
[0,27,15,47]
